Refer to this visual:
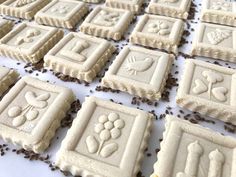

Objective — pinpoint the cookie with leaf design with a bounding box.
[146,0,191,19]
[0,22,63,63]
[176,59,236,125]
[0,0,50,19]
[201,0,236,27]
[191,23,236,63]
[0,76,75,153]
[56,96,153,177]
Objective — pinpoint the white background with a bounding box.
[0,0,236,177]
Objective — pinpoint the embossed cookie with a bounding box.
[146,0,192,19]
[105,0,144,14]
[130,14,184,53]
[151,115,236,177]
[0,19,13,39]
[201,0,236,27]
[0,66,19,96]
[44,32,115,83]
[0,22,63,63]
[56,96,153,177]
[102,46,174,100]
[176,59,236,125]
[0,0,50,20]
[0,76,75,153]
[80,6,133,41]
[35,0,88,29]
[191,23,236,63]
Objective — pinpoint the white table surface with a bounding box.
[0,0,236,177]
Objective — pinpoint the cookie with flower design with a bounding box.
[56,96,153,177]
[201,0,236,27]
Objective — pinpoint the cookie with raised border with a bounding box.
[0,0,50,20]
[176,59,236,125]
[102,45,174,100]
[191,23,236,63]
[105,0,144,14]
[151,115,236,177]
[80,6,133,41]
[130,14,184,53]
[201,0,236,27]
[0,66,19,96]
[0,19,13,38]
[0,22,63,63]
[0,76,75,153]
[56,96,153,177]
[146,0,192,19]
[44,32,116,83]
[35,0,88,29]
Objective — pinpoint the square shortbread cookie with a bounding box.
[146,0,192,19]
[105,0,144,14]
[56,96,153,177]
[0,76,75,153]
[176,59,236,125]
[0,22,63,63]
[102,46,174,100]
[0,66,19,96]
[35,0,88,29]
[201,0,236,27]
[191,23,236,63]
[0,0,50,20]
[151,115,236,177]
[130,14,184,53]
[44,32,115,83]
[80,6,133,41]
[0,19,13,39]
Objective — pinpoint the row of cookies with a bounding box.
[191,0,236,63]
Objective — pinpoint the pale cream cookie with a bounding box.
[102,45,174,100]
[105,0,144,14]
[35,0,88,29]
[80,6,133,41]
[151,115,236,177]
[0,0,50,20]
[176,59,236,125]
[44,32,115,83]
[191,22,236,63]
[201,0,236,27]
[0,76,75,153]
[146,0,192,19]
[0,22,63,63]
[0,66,19,96]
[130,14,184,53]
[0,19,13,39]
[56,96,153,177]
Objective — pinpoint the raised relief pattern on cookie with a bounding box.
[14,0,37,7]
[207,29,231,45]
[147,21,171,35]
[192,70,228,102]
[50,5,69,14]
[93,10,120,27]
[210,0,231,11]
[16,29,41,45]
[86,112,125,158]
[8,91,50,127]
[126,56,153,75]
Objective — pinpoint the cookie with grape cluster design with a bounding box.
[191,23,236,62]
[80,6,133,41]
[0,76,75,153]
[0,0,50,19]
[201,0,236,27]
[35,0,88,29]
[0,22,63,63]
[56,96,153,177]
[0,19,14,39]
[146,0,192,19]
[176,59,236,125]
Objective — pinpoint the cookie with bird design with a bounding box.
[102,45,174,100]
